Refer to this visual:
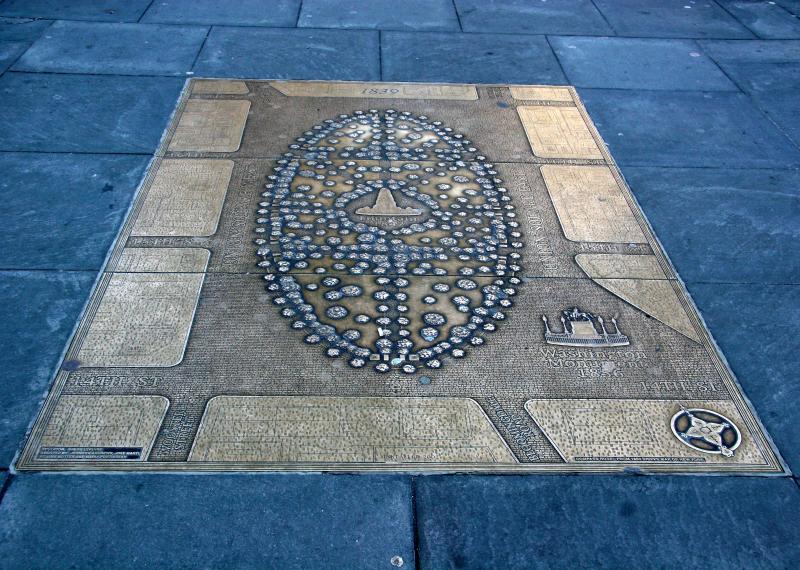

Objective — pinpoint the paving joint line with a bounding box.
[137,0,157,23]
[619,161,800,169]
[294,0,303,28]
[0,268,101,274]
[545,34,571,84]
[588,0,618,35]
[410,475,422,570]
[0,149,153,156]
[451,0,463,32]
[189,24,213,73]
[709,0,760,40]
[0,472,13,505]
[683,280,800,287]
[785,3,800,17]
[10,18,211,31]
[7,67,199,78]
[378,30,383,80]
[576,84,743,93]
[621,164,800,172]
[0,66,754,93]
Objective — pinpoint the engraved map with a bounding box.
[17,80,783,473]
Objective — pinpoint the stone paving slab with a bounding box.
[0,473,414,570]
[141,0,301,27]
[592,0,755,38]
[0,17,51,43]
[0,73,184,153]
[0,40,25,74]
[0,270,97,467]
[550,37,737,91]
[14,21,208,76]
[299,0,460,32]
[579,88,800,168]
[0,153,149,270]
[623,167,800,284]
[688,282,800,471]
[382,32,566,84]
[416,475,800,569]
[454,0,612,36]
[717,0,800,39]
[193,27,380,80]
[0,0,152,23]
[701,40,800,146]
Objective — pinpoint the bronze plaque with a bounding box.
[17,80,784,473]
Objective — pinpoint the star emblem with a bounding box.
[683,415,734,457]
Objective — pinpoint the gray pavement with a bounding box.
[0,1,799,568]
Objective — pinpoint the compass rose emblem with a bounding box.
[671,407,741,457]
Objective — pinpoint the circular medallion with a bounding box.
[254,110,523,373]
[671,408,741,457]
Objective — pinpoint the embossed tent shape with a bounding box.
[17,80,784,474]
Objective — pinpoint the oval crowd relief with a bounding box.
[255,109,524,374]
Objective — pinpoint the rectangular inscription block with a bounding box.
[78,248,208,367]
[116,247,211,273]
[518,106,603,159]
[576,253,667,280]
[38,395,168,461]
[190,396,515,463]
[510,86,574,102]
[542,165,646,244]
[192,80,249,95]
[132,159,233,237]
[168,99,250,153]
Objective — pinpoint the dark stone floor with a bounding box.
[0,1,798,568]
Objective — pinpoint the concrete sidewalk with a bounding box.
[0,1,799,568]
